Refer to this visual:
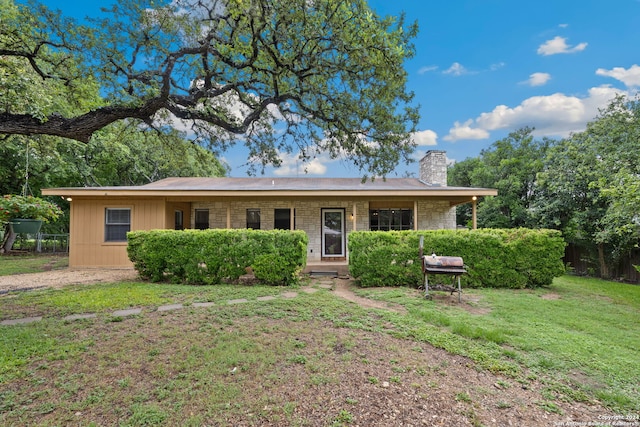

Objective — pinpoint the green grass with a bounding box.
[0,279,302,319]
[0,272,638,425]
[0,255,68,276]
[355,275,640,410]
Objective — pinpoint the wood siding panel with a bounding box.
[69,198,166,268]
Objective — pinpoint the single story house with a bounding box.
[42,151,497,269]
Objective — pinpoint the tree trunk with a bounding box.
[598,242,610,279]
[1,225,17,253]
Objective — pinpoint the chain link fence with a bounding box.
[6,233,70,253]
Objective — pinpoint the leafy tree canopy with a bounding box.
[0,0,419,176]
[535,95,640,273]
[1,23,226,195]
[451,96,640,278]
[448,127,551,229]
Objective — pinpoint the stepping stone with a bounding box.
[317,284,333,289]
[227,298,248,304]
[301,287,318,294]
[281,292,298,298]
[63,313,96,321]
[1,316,42,326]
[157,304,183,312]
[257,295,277,301]
[192,302,215,308]
[112,308,142,317]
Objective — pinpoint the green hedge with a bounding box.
[348,229,566,288]
[127,229,308,286]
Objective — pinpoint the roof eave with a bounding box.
[42,188,498,198]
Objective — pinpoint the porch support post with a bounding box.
[413,201,418,230]
[352,204,357,231]
[472,197,477,230]
[290,205,294,230]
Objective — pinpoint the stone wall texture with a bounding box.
[419,150,447,186]
[193,198,456,262]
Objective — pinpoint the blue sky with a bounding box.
[42,0,640,178]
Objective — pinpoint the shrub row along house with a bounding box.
[42,151,497,269]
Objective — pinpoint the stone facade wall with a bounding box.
[416,200,456,230]
[192,199,455,262]
[419,150,447,186]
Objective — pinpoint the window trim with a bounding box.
[321,208,346,258]
[104,207,131,243]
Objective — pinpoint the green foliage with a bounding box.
[348,229,565,288]
[449,96,640,280]
[0,0,419,177]
[1,2,229,237]
[448,127,551,229]
[0,194,63,223]
[127,229,308,286]
[252,254,297,286]
[535,95,640,276]
[598,169,640,261]
[54,122,228,187]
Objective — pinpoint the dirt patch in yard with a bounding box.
[3,310,616,427]
[0,269,619,426]
[0,268,140,294]
[331,278,408,313]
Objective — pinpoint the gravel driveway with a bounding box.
[0,268,140,293]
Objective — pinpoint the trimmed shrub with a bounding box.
[348,229,565,288]
[127,229,308,286]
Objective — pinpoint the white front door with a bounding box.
[322,209,345,258]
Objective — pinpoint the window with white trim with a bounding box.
[105,208,131,242]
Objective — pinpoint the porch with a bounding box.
[303,260,349,277]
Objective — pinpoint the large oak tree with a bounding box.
[0,0,419,175]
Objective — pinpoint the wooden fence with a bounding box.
[564,244,639,283]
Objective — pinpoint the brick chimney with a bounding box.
[419,150,447,186]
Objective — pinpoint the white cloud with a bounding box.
[443,62,470,76]
[525,72,551,86]
[418,65,438,75]
[476,94,585,132]
[537,36,588,56]
[443,120,490,141]
[411,129,438,146]
[443,85,627,141]
[490,62,506,71]
[272,151,328,176]
[596,64,640,88]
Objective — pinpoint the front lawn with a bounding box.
[1,274,638,426]
[355,275,640,411]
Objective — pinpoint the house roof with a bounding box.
[140,177,466,191]
[42,177,497,199]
